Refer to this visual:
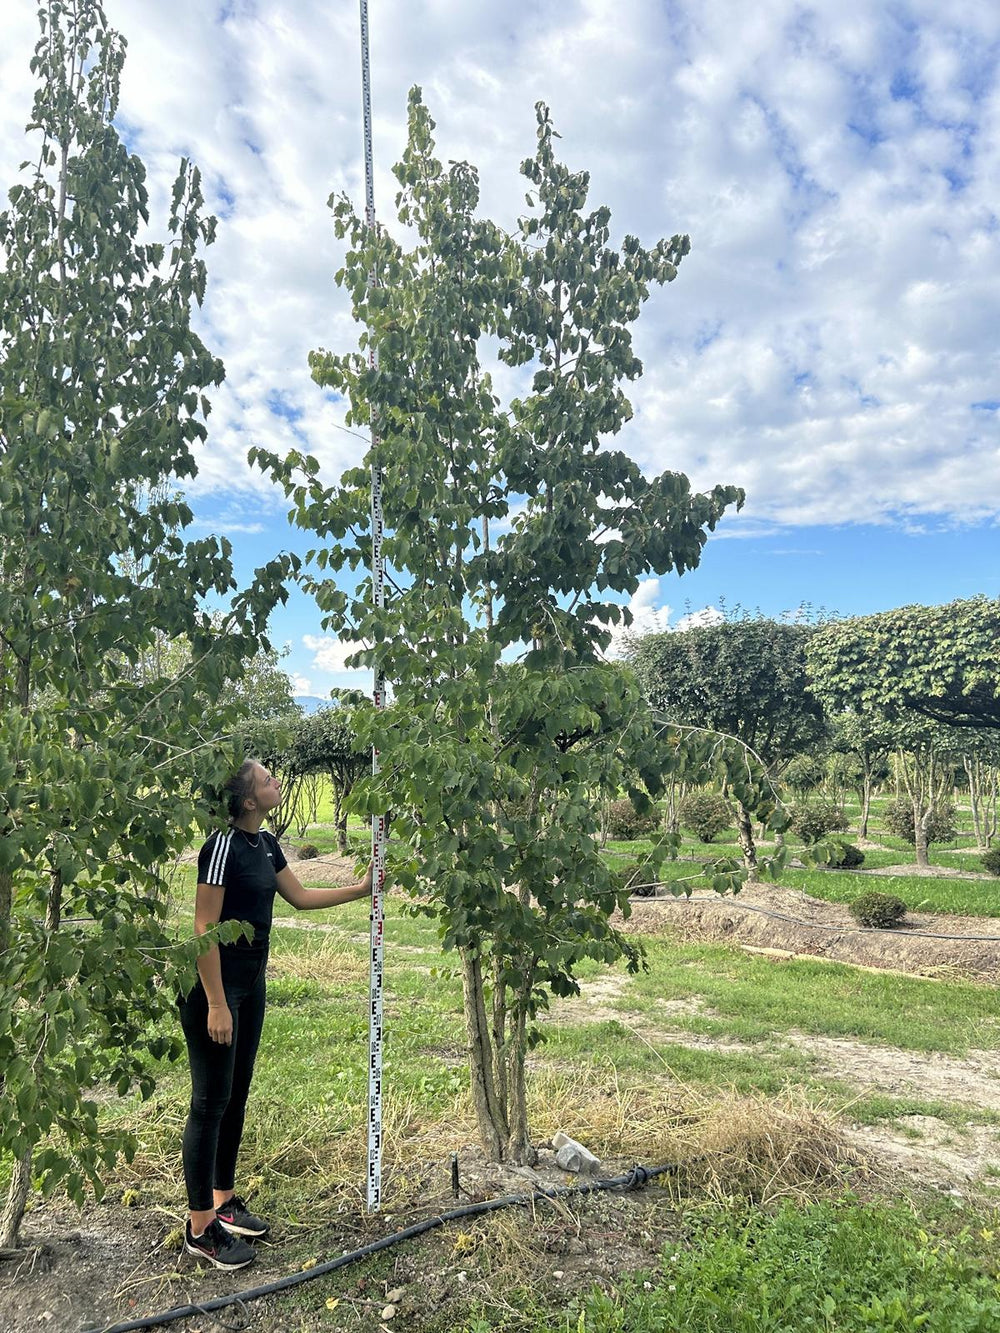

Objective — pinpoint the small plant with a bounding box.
[981,846,1000,877]
[791,801,848,845]
[606,797,658,841]
[882,798,957,846]
[850,891,907,928]
[297,843,320,860]
[679,790,732,843]
[827,840,865,869]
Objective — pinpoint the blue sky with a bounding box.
[1,1,997,696]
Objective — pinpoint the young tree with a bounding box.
[296,704,369,854]
[0,3,290,1246]
[255,91,743,1163]
[627,620,827,874]
[828,712,893,839]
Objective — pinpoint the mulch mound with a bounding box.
[621,883,1000,984]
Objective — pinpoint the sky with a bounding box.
[1,0,997,698]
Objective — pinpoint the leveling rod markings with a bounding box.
[359,0,386,1214]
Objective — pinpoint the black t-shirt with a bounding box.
[196,827,288,943]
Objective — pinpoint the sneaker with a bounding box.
[216,1194,270,1238]
[184,1218,256,1269]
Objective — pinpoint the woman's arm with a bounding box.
[276,863,373,911]
[194,883,232,1045]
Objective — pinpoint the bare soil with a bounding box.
[623,881,1000,982]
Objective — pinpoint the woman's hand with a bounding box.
[362,862,374,894]
[207,1002,233,1046]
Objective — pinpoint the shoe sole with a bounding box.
[217,1218,269,1238]
[184,1239,255,1270]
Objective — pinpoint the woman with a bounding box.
[179,758,372,1269]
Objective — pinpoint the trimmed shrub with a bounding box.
[827,840,865,869]
[790,801,848,845]
[849,891,907,928]
[882,798,957,846]
[606,798,658,841]
[297,843,320,860]
[678,791,732,844]
[981,846,1000,877]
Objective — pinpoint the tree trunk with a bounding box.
[859,776,872,840]
[505,984,536,1166]
[0,1151,32,1250]
[460,946,507,1160]
[0,868,11,955]
[914,802,931,868]
[491,955,508,1126]
[735,804,759,882]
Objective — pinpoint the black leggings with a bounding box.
[178,943,268,1211]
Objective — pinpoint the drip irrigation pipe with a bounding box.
[84,1162,682,1333]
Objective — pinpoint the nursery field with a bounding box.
[4,801,1000,1333]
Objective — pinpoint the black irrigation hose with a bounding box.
[635,891,1000,942]
[85,1162,682,1333]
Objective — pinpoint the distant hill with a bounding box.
[294,695,328,715]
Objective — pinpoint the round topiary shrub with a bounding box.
[882,798,956,846]
[297,843,320,860]
[849,891,907,928]
[606,798,658,841]
[790,801,848,845]
[678,791,732,844]
[827,840,865,869]
[981,846,1000,878]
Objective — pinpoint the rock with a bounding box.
[552,1269,565,1279]
[385,1287,405,1304]
[553,1134,601,1174]
[381,1304,397,1320]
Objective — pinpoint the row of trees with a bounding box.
[626,599,1000,869]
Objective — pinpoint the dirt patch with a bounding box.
[847,1116,1000,1193]
[623,883,1000,983]
[858,863,995,880]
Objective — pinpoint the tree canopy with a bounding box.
[255,90,743,1163]
[808,598,1000,731]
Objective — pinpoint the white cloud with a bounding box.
[303,633,366,675]
[1,0,997,538]
[290,673,313,695]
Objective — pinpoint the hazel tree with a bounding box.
[256,91,743,1164]
[0,2,291,1247]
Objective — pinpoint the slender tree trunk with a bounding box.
[505,975,537,1166]
[913,801,930,868]
[859,776,872,840]
[491,955,508,1126]
[735,804,759,881]
[0,869,11,955]
[460,946,507,1160]
[0,1152,32,1251]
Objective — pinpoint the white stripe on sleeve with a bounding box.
[206,831,231,885]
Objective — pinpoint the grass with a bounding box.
[20,796,1000,1330]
